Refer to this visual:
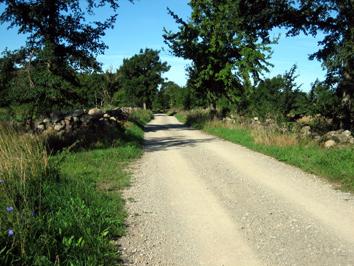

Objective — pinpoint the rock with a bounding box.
[73,116,80,123]
[36,123,45,132]
[103,113,110,118]
[253,117,259,121]
[301,126,311,137]
[343,130,352,138]
[224,117,233,122]
[43,118,51,124]
[313,135,322,143]
[54,122,65,131]
[324,139,336,148]
[88,108,103,117]
[324,130,353,144]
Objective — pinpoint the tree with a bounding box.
[163,0,273,110]
[238,0,354,128]
[0,50,20,106]
[309,80,340,120]
[116,49,170,109]
[249,65,308,119]
[0,0,129,115]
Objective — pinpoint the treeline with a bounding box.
[163,0,354,129]
[0,46,169,117]
[156,66,340,123]
[0,0,353,130]
[0,0,170,119]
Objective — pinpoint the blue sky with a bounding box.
[0,0,325,91]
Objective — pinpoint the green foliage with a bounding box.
[0,50,19,107]
[116,49,170,109]
[308,81,340,119]
[128,109,154,128]
[239,0,354,128]
[0,119,147,264]
[164,0,273,108]
[0,0,128,116]
[153,81,189,111]
[77,70,119,108]
[247,65,311,119]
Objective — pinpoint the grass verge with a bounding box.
[0,110,148,264]
[176,112,354,191]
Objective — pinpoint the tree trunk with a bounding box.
[143,102,147,110]
[339,68,353,129]
[340,89,352,129]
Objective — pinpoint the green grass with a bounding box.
[176,112,354,191]
[128,109,154,128]
[175,113,187,124]
[52,124,143,264]
[0,110,148,265]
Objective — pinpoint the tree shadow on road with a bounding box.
[144,136,215,152]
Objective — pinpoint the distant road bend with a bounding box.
[120,114,354,266]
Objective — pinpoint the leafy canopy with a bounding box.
[163,0,273,108]
[0,0,130,115]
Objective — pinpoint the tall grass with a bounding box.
[0,125,56,264]
[0,111,149,264]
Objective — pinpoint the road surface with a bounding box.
[120,114,354,265]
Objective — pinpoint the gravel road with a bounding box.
[120,114,354,265]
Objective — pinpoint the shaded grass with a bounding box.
[176,112,354,191]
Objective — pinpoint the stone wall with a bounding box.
[224,115,354,148]
[33,107,130,135]
[31,107,134,151]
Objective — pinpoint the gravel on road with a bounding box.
[120,114,354,266]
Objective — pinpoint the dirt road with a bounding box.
[120,114,354,265]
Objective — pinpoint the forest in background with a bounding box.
[0,0,353,131]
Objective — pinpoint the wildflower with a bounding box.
[7,229,14,237]
[6,206,14,213]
